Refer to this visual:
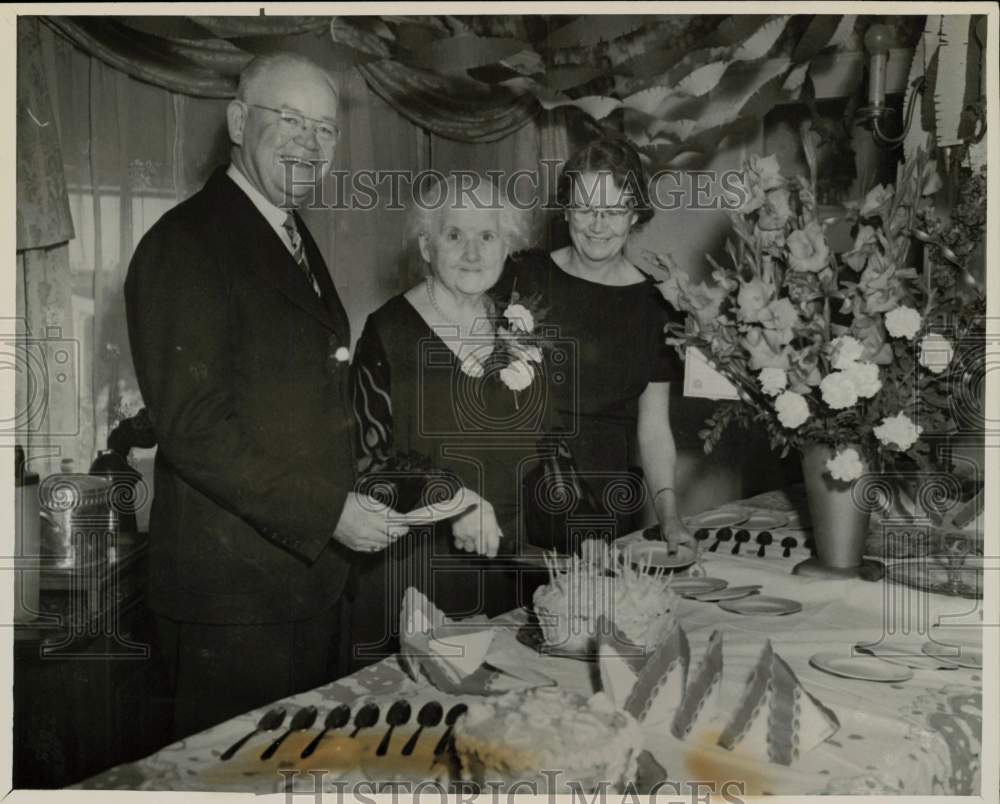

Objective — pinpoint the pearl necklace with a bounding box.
[426,277,489,331]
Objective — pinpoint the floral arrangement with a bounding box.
[467,283,549,400]
[652,130,984,483]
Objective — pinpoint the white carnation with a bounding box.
[874,413,923,451]
[774,390,810,429]
[820,371,859,409]
[500,359,535,391]
[759,367,788,397]
[516,344,543,363]
[459,352,485,378]
[844,361,881,399]
[826,447,864,482]
[829,335,865,370]
[918,333,954,374]
[885,306,922,340]
[504,303,535,333]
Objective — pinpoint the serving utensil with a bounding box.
[261,705,317,760]
[375,700,412,756]
[350,702,380,738]
[220,707,285,761]
[300,704,351,759]
[433,703,468,755]
[401,701,443,756]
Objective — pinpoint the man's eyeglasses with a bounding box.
[567,206,634,224]
[248,104,341,145]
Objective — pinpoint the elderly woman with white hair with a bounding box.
[349,173,534,669]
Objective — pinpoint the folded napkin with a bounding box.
[597,618,840,767]
[398,588,553,695]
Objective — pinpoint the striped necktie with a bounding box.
[283,213,321,297]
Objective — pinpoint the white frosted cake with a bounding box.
[453,687,643,793]
[532,540,678,651]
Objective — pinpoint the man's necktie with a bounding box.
[283,213,322,297]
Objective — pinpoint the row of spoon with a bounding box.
[696,528,811,557]
[221,701,468,762]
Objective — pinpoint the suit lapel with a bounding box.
[211,171,338,333]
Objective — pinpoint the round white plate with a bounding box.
[688,585,762,602]
[718,596,802,616]
[623,542,697,571]
[810,652,914,682]
[740,512,789,531]
[686,510,749,529]
[667,577,728,596]
[922,641,982,669]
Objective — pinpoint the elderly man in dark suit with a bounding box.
[125,53,401,740]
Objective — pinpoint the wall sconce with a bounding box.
[856,23,925,147]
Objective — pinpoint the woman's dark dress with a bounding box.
[500,249,683,547]
[348,295,540,669]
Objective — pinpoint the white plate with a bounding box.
[667,577,728,596]
[686,510,749,529]
[854,641,962,671]
[740,512,788,531]
[922,641,982,669]
[623,542,697,571]
[810,651,914,682]
[688,585,762,602]
[718,596,802,616]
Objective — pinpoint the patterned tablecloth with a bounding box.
[79,490,986,796]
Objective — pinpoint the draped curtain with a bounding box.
[15,16,569,508]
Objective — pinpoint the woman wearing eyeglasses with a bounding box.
[503,138,693,554]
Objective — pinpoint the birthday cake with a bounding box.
[453,687,643,793]
[532,540,678,652]
[599,624,840,767]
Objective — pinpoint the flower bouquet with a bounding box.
[651,130,984,575]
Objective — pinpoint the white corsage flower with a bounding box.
[828,335,865,370]
[827,447,864,482]
[504,303,535,333]
[918,333,954,374]
[516,344,543,364]
[820,371,859,409]
[460,352,485,378]
[884,306,922,340]
[774,390,810,429]
[874,413,923,451]
[500,359,535,391]
[759,367,788,397]
[844,361,881,399]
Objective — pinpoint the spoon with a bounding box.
[376,700,412,756]
[755,531,772,557]
[780,536,797,558]
[350,702,381,738]
[402,701,444,756]
[710,527,732,553]
[732,529,751,555]
[301,704,351,759]
[433,703,468,755]
[220,707,285,761]
[261,705,317,760]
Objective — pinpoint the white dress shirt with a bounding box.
[226,164,296,256]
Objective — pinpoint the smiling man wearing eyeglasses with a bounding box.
[125,53,405,742]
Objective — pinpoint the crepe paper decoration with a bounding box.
[733,16,791,61]
[676,61,730,98]
[932,16,970,148]
[790,15,847,64]
[670,630,724,739]
[410,35,532,77]
[544,15,647,50]
[624,624,690,723]
[717,640,840,766]
[783,62,812,93]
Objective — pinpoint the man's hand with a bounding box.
[332,492,408,553]
[451,490,502,558]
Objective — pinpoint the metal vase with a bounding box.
[795,443,871,578]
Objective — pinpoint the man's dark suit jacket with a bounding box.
[125,167,354,625]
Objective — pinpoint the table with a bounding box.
[79,491,986,795]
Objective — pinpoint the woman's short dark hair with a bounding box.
[556,138,654,227]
